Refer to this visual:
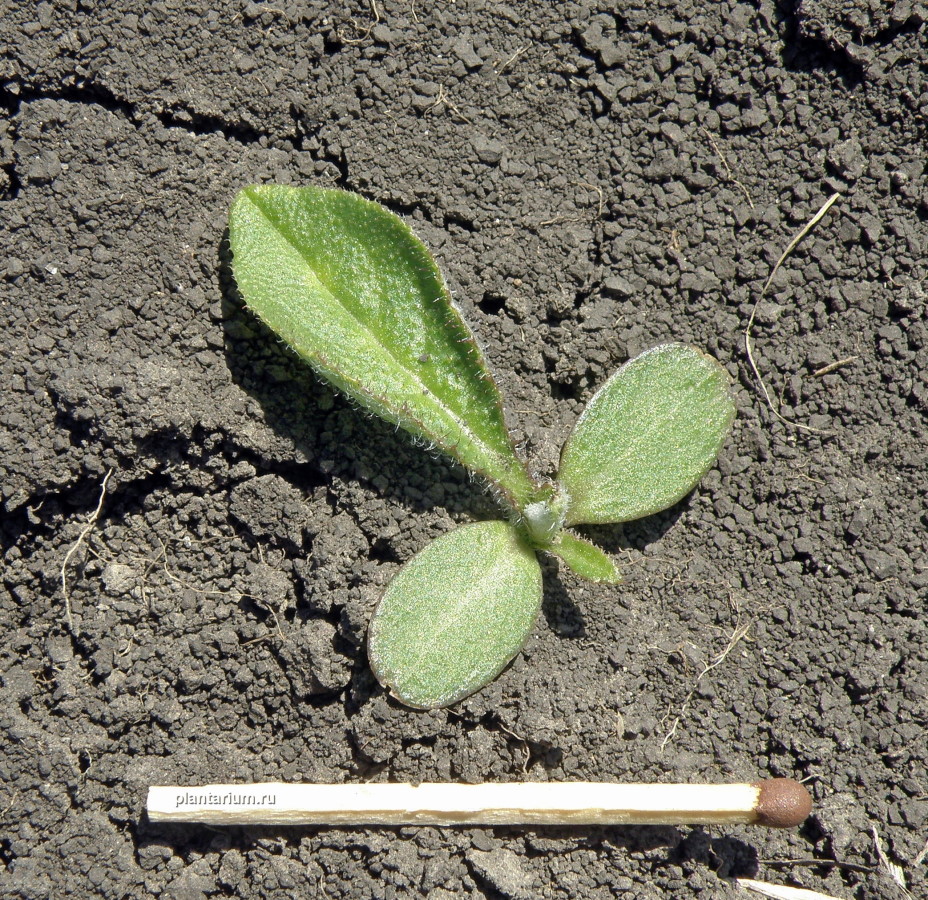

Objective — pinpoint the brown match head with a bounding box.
[753,778,812,828]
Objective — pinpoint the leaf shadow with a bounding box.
[539,557,587,638]
[536,495,701,639]
[575,499,691,557]
[217,229,497,522]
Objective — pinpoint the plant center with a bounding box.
[520,484,569,548]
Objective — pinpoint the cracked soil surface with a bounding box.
[1,1,927,898]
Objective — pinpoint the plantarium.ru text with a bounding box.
[228,185,735,709]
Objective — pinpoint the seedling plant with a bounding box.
[229,185,735,709]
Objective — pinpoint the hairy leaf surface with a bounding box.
[549,531,621,583]
[368,520,542,709]
[229,185,536,508]
[558,344,735,525]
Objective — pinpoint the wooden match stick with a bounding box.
[147,778,811,828]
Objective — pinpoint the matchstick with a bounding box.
[147,778,811,828]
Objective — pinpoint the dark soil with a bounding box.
[2,2,927,898]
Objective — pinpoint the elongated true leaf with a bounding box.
[549,531,621,583]
[368,521,542,709]
[229,185,537,509]
[558,344,735,525]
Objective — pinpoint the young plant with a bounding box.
[228,185,735,709]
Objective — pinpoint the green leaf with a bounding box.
[368,520,542,709]
[549,531,621,583]
[558,343,736,525]
[228,185,537,509]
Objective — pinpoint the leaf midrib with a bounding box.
[564,363,720,522]
[401,532,535,684]
[245,188,517,484]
